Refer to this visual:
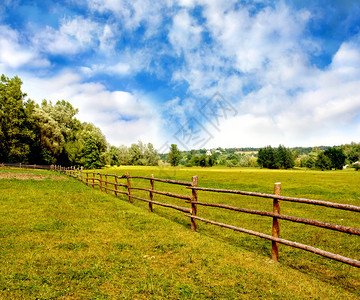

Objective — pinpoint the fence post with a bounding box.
[105,172,108,193]
[81,166,83,182]
[126,172,132,203]
[149,174,154,212]
[86,171,89,186]
[191,176,198,232]
[92,172,95,189]
[114,173,118,197]
[272,182,281,261]
[99,172,103,192]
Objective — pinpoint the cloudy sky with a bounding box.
[1,0,360,150]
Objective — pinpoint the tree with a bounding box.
[118,145,131,165]
[41,100,80,141]
[207,155,215,167]
[32,106,65,163]
[341,142,360,163]
[324,147,346,170]
[143,142,159,166]
[199,154,207,167]
[0,74,35,162]
[315,152,332,170]
[129,143,143,165]
[109,146,120,166]
[257,146,279,169]
[257,145,295,169]
[169,144,181,166]
[277,145,295,169]
[300,151,318,168]
[83,134,102,169]
[78,123,108,166]
[239,153,253,167]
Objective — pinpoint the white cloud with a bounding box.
[177,0,196,8]
[32,16,102,55]
[79,48,152,77]
[0,25,49,69]
[86,0,171,37]
[165,2,360,147]
[205,35,360,148]
[330,36,360,80]
[168,9,203,55]
[22,71,165,147]
[99,23,118,53]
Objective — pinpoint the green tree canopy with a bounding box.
[257,145,295,169]
[257,146,279,169]
[324,147,346,170]
[0,75,35,162]
[83,134,102,169]
[315,152,332,170]
[169,144,181,166]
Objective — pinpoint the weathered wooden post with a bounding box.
[92,172,95,189]
[126,172,132,203]
[80,166,83,182]
[149,174,154,212]
[191,176,198,232]
[99,172,103,192]
[105,172,108,193]
[272,182,281,261]
[86,171,89,186]
[114,173,118,197]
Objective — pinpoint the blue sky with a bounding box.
[1,0,360,150]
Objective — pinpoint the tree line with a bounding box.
[0,74,158,169]
[2,74,359,170]
[167,143,360,170]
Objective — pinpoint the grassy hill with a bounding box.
[0,167,359,299]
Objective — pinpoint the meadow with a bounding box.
[0,166,359,299]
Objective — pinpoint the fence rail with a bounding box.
[0,163,53,170]
[188,186,360,212]
[12,164,358,268]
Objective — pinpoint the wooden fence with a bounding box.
[0,163,53,170]
[55,166,360,268]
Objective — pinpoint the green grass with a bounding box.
[0,166,359,299]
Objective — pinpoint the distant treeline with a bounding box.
[109,141,159,166]
[163,143,359,170]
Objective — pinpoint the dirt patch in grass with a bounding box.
[0,173,66,180]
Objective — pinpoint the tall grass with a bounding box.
[0,167,359,299]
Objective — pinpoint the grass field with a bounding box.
[0,166,359,299]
